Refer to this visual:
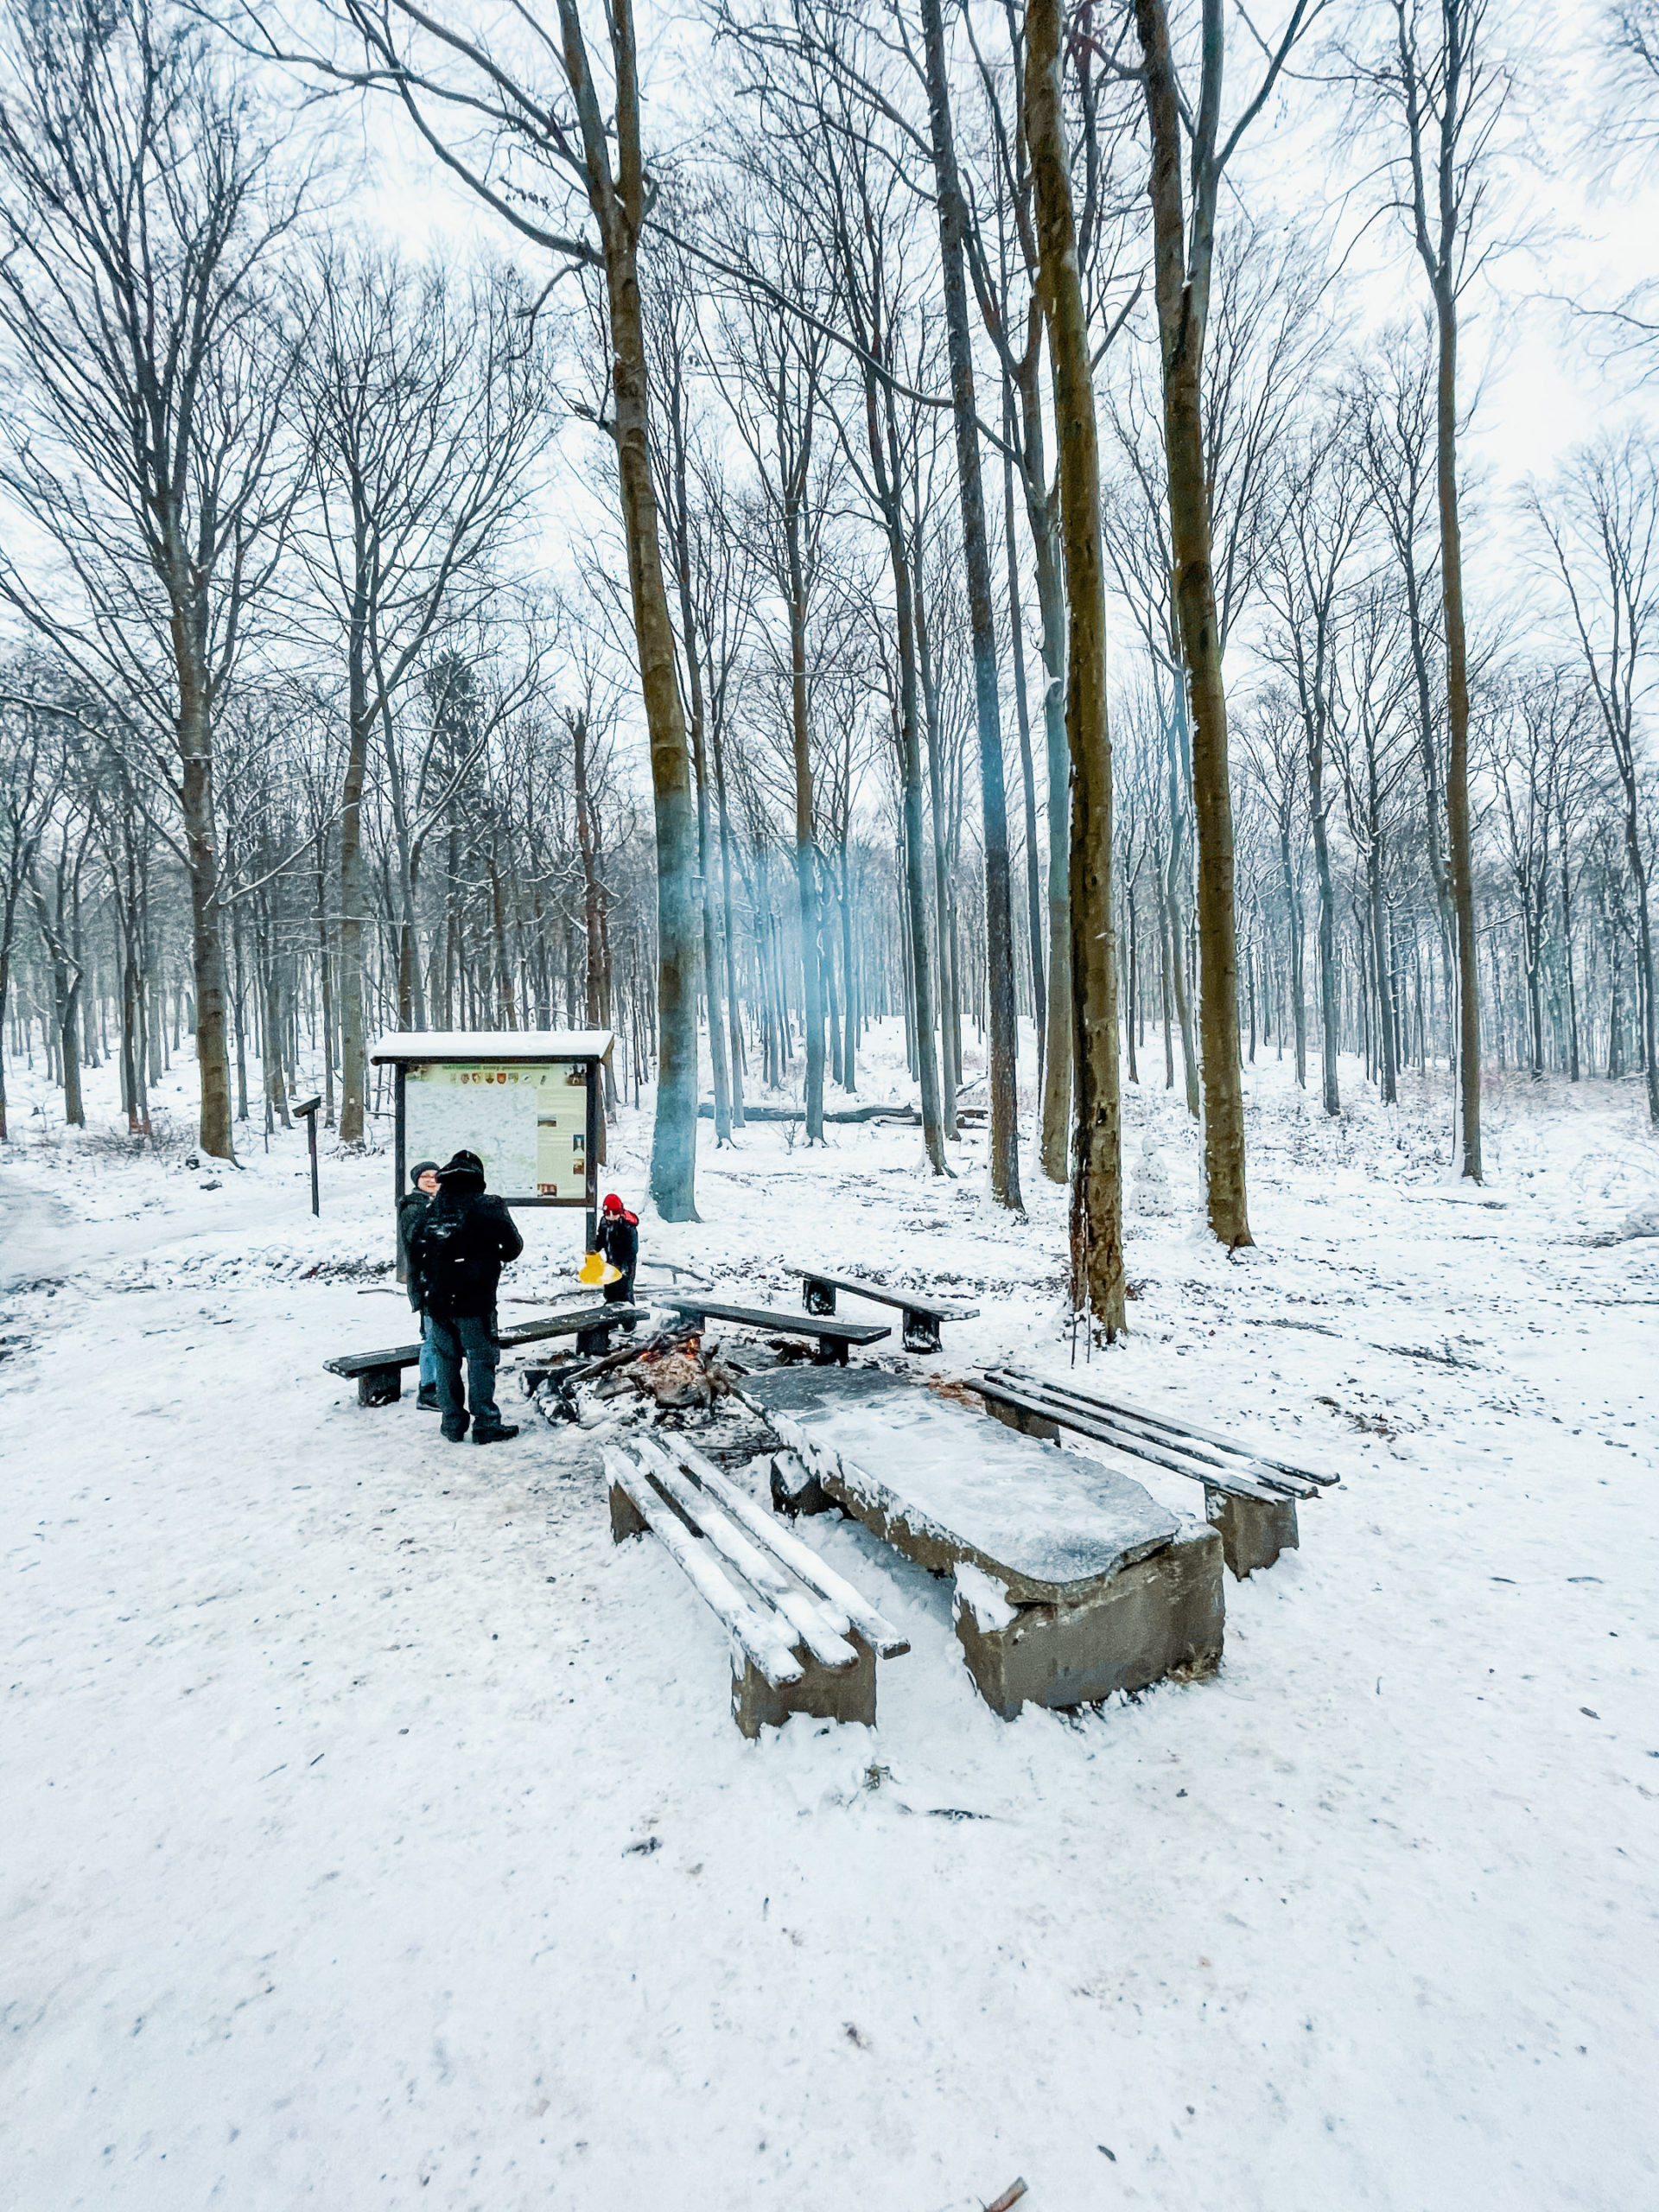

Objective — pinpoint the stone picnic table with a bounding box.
[739,1364,1224,1718]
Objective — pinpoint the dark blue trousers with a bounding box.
[428,1312,501,1436]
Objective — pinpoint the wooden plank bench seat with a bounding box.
[789,1264,979,1354]
[655,1294,889,1365]
[606,1433,908,1736]
[977,1365,1336,1579]
[324,1306,651,1405]
[740,1363,1224,1719]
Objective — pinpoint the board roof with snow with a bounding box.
[372,1030,613,1065]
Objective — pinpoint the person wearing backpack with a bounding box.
[407,1150,524,1444]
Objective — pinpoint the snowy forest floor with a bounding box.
[3,1024,1657,2211]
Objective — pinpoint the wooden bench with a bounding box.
[324,1306,651,1405]
[741,1363,1224,1719]
[790,1264,979,1354]
[976,1365,1336,1579]
[606,1433,908,1736]
[655,1294,889,1365]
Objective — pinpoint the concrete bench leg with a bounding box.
[803,1277,836,1317]
[575,1325,613,1357]
[357,1364,402,1408]
[609,1479,649,1542]
[1205,1486,1298,1579]
[984,1395,1060,1442]
[953,1522,1224,1719]
[770,1452,835,1518]
[901,1306,942,1354]
[732,1631,875,1738]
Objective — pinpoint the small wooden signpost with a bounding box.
[293,1094,322,1217]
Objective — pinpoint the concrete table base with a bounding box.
[953,1522,1224,1719]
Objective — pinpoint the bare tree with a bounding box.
[1483,670,1591,1081]
[697,188,837,1143]
[1125,0,1325,1246]
[0,686,50,1141]
[292,249,550,1140]
[1260,412,1374,1116]
[914,0,1021,1206]
[1329,582,1414,1105]
[1027,0,1125,1334]
[1346,0,1516,1179]
[246,0,709,1215]
[1528,433,1659,1123]
[0,0,302,1159]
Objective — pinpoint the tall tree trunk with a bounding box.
[666,414,733,1146]
[178,686,234,1160]
[1124,872,1140,1084]
[712,720,746,1127]
[1370,854,1397,1104]
[914,560,960,1141]
[260,899,291,1129]
[1276,814,1307,1089]
[1033,506,1072,1183]
[559,0,698,1217]
[381,699,427,1032]
[232,904,250,1122]
[840,837,857,1092]
[1622,791,1659,1123]
[1561,845,1580,1082]
[314,843,336,1128]
[1027,0,1124,1334]
[1136,0,1251,1246]
[1310,793,1340,1115]
[1005,427,1046,1092]
[1164,696,1201,1119]
[920,0,1021,1206]
[338,579,371,1146]
[1433,293,1483,1175]
[60,969,82,1126]
[786,546,824,1143]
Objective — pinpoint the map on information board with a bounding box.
[404,1063,588,1202]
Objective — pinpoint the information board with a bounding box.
[403,1061,588,1203]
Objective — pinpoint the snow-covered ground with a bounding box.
[3,1029,1656,2210]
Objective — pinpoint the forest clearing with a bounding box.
[3,0,1659,2203]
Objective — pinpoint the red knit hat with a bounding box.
[602,1192,624,1213]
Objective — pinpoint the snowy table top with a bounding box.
[741,1366,1179,1602]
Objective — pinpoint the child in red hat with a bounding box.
[597,1192,639,1325]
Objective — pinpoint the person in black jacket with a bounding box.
[597,1192,639,1329]
[407,1150,525,1444]
[397,1159,442,1410]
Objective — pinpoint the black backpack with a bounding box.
[411,1191,514,1320]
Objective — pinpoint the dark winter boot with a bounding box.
[416,1385,440,1412]
[442,1420,470,1444]
[472,1423,519,1446]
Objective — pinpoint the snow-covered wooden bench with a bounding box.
[325,1306,651,1406]
[789,1264,980,1354]
[655,1294,889,1365]
[976,1366,1336,1579]
[743,1364,1224,1719]
[605,1434,909,1736]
